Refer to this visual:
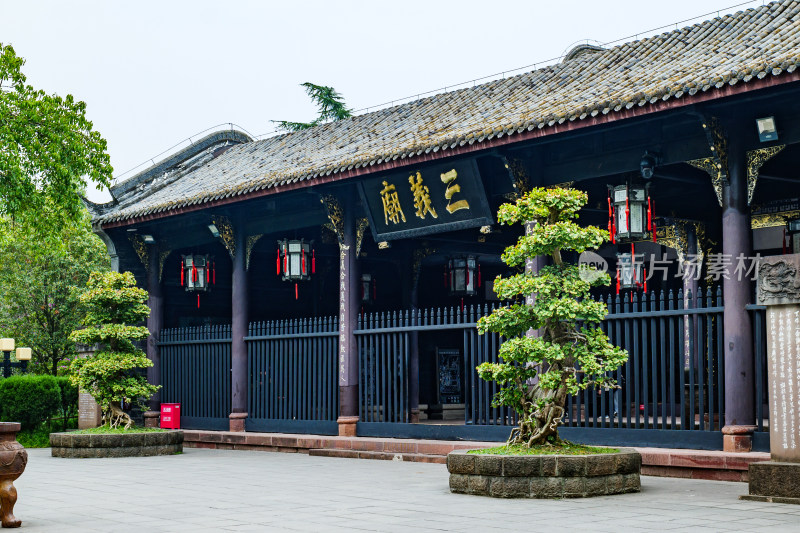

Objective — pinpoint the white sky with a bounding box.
[1,0,766,203]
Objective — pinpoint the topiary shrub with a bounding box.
[477,187,628,447]
[69,271,159,429]
[0,374,61,430]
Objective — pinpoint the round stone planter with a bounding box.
[0,422,28,528]
[447,448,641,498]
[50,430,183,458]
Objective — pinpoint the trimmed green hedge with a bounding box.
[0,375,62,430]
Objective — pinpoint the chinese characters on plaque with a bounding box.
[360,159,493,241]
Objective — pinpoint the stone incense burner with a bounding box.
[0,422,27,528]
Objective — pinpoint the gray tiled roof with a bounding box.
[95,0,800,225]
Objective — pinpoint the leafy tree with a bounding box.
[0,207,110,375]
[0,43,112,219]
[69,271,159,429]
[477,187,628,447]
[274,82,352,131]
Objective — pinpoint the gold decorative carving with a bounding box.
[246,234,264,271]
[687,157,725,207]
[212,215,236,259]
[746,144,785,205]
[412,246,437,286]
[501,156,531,198]
[128,234,149,268]
[356,218,369,256]
[548,181,575,189]
[320,195,344,240]
[655,218,706,266]
[688,116,729,207]
[158,251,171,283]
[751,210,800,229]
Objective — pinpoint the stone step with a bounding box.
[309,448,447,464]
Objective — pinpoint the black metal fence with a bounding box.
[565,288,725,434]
[160,325,231,430]
[246,317,339,434]
[158,287,770,449]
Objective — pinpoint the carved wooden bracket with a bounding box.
[746,144,785,205]
[687,116,728,207]
[212,215,236,259]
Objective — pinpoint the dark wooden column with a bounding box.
[144,245,163,425]
[409,263,421,423]
[721,133,756,449]
[337,193,360,436]
[230,219,248,432]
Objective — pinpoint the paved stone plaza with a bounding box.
[12,448,800,532]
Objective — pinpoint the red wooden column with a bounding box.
[230,218,249,432]
[337,193,360,436]
[721,133,756,451]
[144,244,163,428]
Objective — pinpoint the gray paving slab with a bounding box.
[7,448,800,532]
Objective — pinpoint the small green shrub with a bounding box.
[0,374,61,430]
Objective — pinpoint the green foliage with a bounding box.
[274,82,352,131]
[0,43,112,219]
[477,187,628,447]
[0,374,61,430]
[69,271,159,427]
[55,376,78,431]
[469,443,619,456]
[0,207,110,375]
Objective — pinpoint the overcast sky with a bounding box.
[1,0,766,203]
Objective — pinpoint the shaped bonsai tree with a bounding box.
[69,271,159,429]
[477,187,627,447]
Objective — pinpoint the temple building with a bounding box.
[88,1,800,451]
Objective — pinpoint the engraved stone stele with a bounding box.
[76,345,102,429]
[742,254,800,503]
[0,422,27,528]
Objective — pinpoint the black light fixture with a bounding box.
[1,338,31,379]
[181,254,215,308]
[786,217,800,254]
[756,116,778,142]
[361,273,375,305]
[447,256,479,297]
[277,239,315,300]
[608,181,654,243]
[207,224,220,238]
[640,152,656,180]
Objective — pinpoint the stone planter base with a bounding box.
[447,448,641,498]
[740,461,800,504]
[50,431,183,458]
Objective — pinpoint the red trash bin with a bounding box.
[160,403,181,429]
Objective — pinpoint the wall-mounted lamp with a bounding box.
[142,235,155,244]
[756,116,778,142]
[208,224,220,238]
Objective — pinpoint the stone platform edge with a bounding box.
[182,430,770,481]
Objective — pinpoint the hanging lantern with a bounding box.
[182,254,213,292]
[609,182,652,242]
[787,217,800,254]
[448,256,478,297]
[277,239,313,281]
[361,273,374,305]
[616,252,644,291]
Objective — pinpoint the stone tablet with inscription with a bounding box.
[758,254,800,462]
